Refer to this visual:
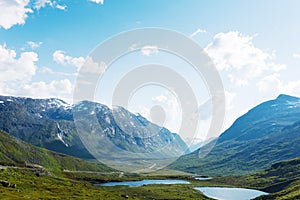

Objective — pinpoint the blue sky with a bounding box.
[1,0,300,141]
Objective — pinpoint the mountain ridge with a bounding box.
[170,94,300,175]
[0,95,187,164]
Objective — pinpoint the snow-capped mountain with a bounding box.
[0,96,187,160]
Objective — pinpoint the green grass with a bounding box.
[102,184,212,200]
[0,167,215,199]
[1,129,300,199]
[1,157,300,199]
[0,168,123,200]
[210,157,300,200]
[0,130,113,174]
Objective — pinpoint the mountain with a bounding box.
[0,96,187,163]
[170,94,300,175]
[73,101,187,156]
[0,129,112,173]
[0,96,91,158]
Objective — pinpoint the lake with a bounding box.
[195,177,212,180]
[195,187,268,200]
[95,179,190,187]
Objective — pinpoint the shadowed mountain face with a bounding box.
[170,94,300,176]
[0,96,91,158]
[0,129,113,173]
[0,96,187,161]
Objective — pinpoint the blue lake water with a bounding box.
[195,177,212,180]
[195,187,268,200]
[95,179,190,187]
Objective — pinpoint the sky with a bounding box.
[1,0,300,142]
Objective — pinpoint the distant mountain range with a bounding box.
[1,94,300,199]
[0,96,187,164]
[2,94,300,175]
[170,94,300,175]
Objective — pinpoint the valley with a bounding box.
[1,156,300,199]
[0,95,300,199]
[2,0,300,199]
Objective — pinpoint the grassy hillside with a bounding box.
[0,129,210,199]
[0,167,213,199]
[1,130,299,199]
[0,168,124,199]
[0,130,113,174]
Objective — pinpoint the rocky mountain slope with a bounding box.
[0,96,187,162]
[170,94,300,175]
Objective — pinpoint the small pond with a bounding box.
[195,187,268,200]
[95,179,190,187]
[195,177,212,180]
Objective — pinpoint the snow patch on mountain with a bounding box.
[286,100,300,108]
[56,122,68,147]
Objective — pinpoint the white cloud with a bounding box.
[39,67,76,76]
[225,90,236,111]
[0,0,67,30]
[151,92,181,121]
[34,0,66,10]
[258,73,300,98]
[126,92,182,134]
[190,28,207,37]
[141,45,159,56]
[0,0,33,30]
[89,0,104,4]
[55,4,66,10]
[22,79,73,102]
[35,0,51,9]
[27,41,42,49]
[205,31,286,86]
[293,53,300,59]
[53,50,85,69]
[81,56,107,73]
[282,81,300,97]
[257,73,281,98]
[0,44,37,82]
[152,95,168,103]
[128,44,138,51]
[0,82,16,95]
[0,45,73,102]
[197,90,235,121]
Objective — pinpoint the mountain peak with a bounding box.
[276,94,300,101]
